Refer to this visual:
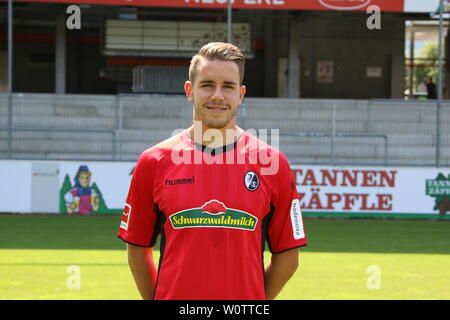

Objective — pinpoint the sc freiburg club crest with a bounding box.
[245,171,259,191]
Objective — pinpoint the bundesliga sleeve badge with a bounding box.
[120,204,132,231]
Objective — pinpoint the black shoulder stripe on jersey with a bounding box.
[261,203,275,254]
[263,203,308,255]
[153,204,167,300]
[149,203,165,247]
[262,203,275,254]
[261,203,275,282]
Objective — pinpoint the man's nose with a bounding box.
[211,86,225,101]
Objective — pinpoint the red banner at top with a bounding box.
[13,0,405,12]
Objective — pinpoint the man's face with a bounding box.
[185,57,246,130]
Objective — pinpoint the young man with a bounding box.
[117,42,307,300]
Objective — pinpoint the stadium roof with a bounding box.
[4,0,443,13]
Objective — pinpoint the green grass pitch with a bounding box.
[0,214,449,300]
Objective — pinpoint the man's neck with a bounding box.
[187,124,243,148]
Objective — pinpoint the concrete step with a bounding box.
[2,152,119,161]
[242,119,367,132]
[4,140,115,154]
[122,118,191,130]
[370,107,450,123]
[242,107,368,121]
[370,100,440,108]
[120,105,192,119]
[278,134,450,147]
[0,94,117,117]
[3,115,115,129]
[385,133,435,146]
[118,96,187,109]
[280,143,378,158]
[285,156,444,166]
[116,129,180,142]
[371,109,422,122]
[0,130,115,141]
[245,98,369,110]
[286,156,389,166]
[373,122,440,134]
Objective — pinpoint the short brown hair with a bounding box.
[189,42,245,85]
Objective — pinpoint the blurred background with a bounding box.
[1,0,449,166]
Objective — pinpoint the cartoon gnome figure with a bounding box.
[64,165,100,215]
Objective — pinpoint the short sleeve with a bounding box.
[117,151,160,247]
[267,152,307,253]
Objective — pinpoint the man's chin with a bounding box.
[204,121,229,130]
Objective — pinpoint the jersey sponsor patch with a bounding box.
[169,200,258,231]
[290,199,305,240]
[120,204,131,231]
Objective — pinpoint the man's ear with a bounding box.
[185,81,193,102]
[239,85,246,105]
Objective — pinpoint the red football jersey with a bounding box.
[117,130,307,300]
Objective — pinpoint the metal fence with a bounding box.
[0,93,449,166]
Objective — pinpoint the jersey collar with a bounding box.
[181,129,246,156]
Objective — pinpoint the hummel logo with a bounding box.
[166,176,195,186]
